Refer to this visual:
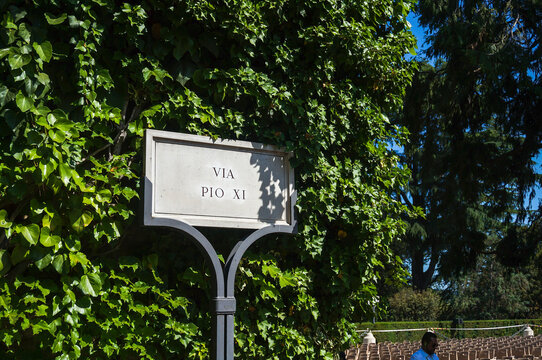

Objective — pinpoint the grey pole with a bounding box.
[222,224,297,359]
[144,217,296,360]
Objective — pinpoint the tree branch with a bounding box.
[78,101,141,165]
[111,104,140,158]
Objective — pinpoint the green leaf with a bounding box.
[53,119,74,132]
[69,252,88,267]
[36,72,50,86]
[262,263,280,278]
[142,68,153,82]
[147,253,159,267]
[0,210,12,228]
[18,23,31,43]
[0,250,12,274]
[8,53,31,69]
[96,189,111,203]
[47,109,68,126]
[70,211,93,232]
[45,13,67,25]
[79,273,102,297]
[52,255,64,273]
[0,48,12,59]
[33,105,50,116]
[121,187,138,200]
[0,86,10,107]
[40,227,60,247]
[65,236,80,252]
[19,224,40,245]
[52,332,65,353]
[39,157,58,180]
[58,163,72,186]
[119,256,139,271]
[16,92,33,112]
[96,69,113,85]
[11,244,29,265]
[33,41,53,62]
[278,273,298,288]
[35,252,52,270]
[173,35,194,60]
[48,129,66,143]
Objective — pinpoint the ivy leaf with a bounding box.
[39,157,58,180]
[0,48,12,59]
[121,187,138,200]
[35,252,52,270]
[40,227,61,247]
[33,41,53,62]
[53,118,74,132]
[70,211,93,232]
[33,105,51,116]
[48,129,66,143]
[45,13,67,25]
[19,224,40,245]
[52,332,65,353]
[65,236,81,252]
[278,273,297,288]
[0,86,10,106]
[18,23,31,43]
[8,53,31,69]
[52,254,65,273]
[69,252,88,267]
[47,109,70,127]
[0,210,12,228]
[262,263,280,278]
[173,35,194,60]
[95,189,111,203]
[79,273,102,297]
[96,69,113,86]
[36,72,50,86]
[58,163,72,186]
[0,250,12,275]
[16,92,33,112]
[11,244,29,265]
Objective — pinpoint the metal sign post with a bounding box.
[143,130,297,360]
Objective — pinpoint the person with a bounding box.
[411,331,439,360]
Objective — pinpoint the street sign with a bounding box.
[144,130,295,229]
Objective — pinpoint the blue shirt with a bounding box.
[411,348,439,360]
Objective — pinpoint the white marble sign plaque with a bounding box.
[144,130,295,229]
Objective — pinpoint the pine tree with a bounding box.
[396,0,541,289]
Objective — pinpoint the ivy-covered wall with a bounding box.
[0,0,416,358]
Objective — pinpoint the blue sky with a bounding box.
[407,12,429,55]
[405,11,542,210]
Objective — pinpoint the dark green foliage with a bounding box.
[443,251,542,320]
[0,0,416,358]
[387,287,443,321]
[395,0,542,289]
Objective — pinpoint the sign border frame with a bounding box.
[143,129,296,229]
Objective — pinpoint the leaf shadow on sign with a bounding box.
[249,152,288,224]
